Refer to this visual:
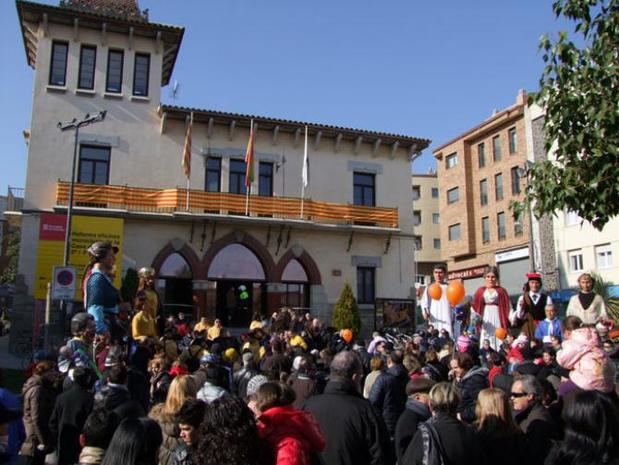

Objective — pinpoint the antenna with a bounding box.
[169,80,181,101]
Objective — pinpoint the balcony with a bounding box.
[56,182,399,229]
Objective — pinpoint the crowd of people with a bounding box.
[0,242,618,465]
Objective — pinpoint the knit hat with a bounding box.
[246,374,268,397]
[456,334,470,353]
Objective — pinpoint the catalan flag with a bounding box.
[244,119,255,188]
[182,112,193,178]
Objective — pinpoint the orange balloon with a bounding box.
[342,329,353,344]
[428,283,443,300]
[446,280,466,306]
[495,327,508,340]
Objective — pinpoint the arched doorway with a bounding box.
[159,252,194,318]
[280,258,310,309]
[207,244,266,327]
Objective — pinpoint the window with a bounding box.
[357,267,375,304]
[482,216,490,243]
[432,213,440,224]
[497,212,506,240]
[49,41,68,86]
[431,187,439,198]
[133,53,150,96]
[258,162,274,197]
[106,50,124,93]
[480,179,488,206]
[566,210,582,226]
[596,244,613,269]
[413,210,422,226]
[509,127,517,154]
[493,135,501,161]
[495,173,504,201]
[415,275,427,286]
[412,185,420,200]
[448,224,461,241]
[414,236,423,250]
[229,159,247,194]
[205,157,221,192]
[78,145,110,185]
[433,238,441,249]
[511,166,521,195]
[447,187,459,204]
[353,172,375,206]
[514,212,524,236]
[569,250,584,272]
[78,45,96,90]
[446,152,458,169]
[478,142,486,168]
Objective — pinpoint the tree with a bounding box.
[331,282,362,334]
[0,228,20,284]
[120,268,139,303]
[518,0,619,230]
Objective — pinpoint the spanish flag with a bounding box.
[244,119,255,188]
[182,113,193,179]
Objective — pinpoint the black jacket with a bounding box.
[303,379,393,465]
[403,413,485,465]
[368,363,408,435]
[95,384,145,421]
[516,401,560,465]
[394,398,431,464]
[478,426,532,465]
[456,366,489,423]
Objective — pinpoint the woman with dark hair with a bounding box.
[472,266,512,351]
[101,418,162,465]
[196,395,267,465]
[545,390,619,465]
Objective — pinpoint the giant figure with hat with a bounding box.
[513,272,552,340]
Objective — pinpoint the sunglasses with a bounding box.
[510,392,527,398]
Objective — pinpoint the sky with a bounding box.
[0,0,574,195]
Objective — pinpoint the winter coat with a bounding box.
[233,366,259,399]
[149,404,183,465]
[95,384,145,421]
[455,365,489,423]
[262,353,292,379]
[172,444,195,465]
[515,401,560,465]
[566,293,607,325]
[77,446,105,465]
[20,375,57,457]
[394,398,431,464]
[49,384,94,465]
[557,327,615,392]
[478,421,532,465]
[287,375,319,409]
[303,379,392,465]
[196,381,228,403]
[368,363,408,435]
[257,406,325,465]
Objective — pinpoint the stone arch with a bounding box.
[151,240,205,280]
[274,246,322,285]
[202,231,277,282]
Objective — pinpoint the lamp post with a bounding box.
[57,111,107,266]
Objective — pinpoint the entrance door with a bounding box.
[159,252,194,319]
[216,280,252,327]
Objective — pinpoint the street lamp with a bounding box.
[57,110,107,266]
[517,161,536,272]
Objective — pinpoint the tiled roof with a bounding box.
[59,0,148,22]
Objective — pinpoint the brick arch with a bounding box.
[274,248,322,285]
[202,231,277,282]
[151,242,206,280]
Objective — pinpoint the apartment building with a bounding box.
[14,0,430,329]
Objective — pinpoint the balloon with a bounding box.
[342,329,353,344]
[446,280,466,306]
[495,327,508,340]
[428,283,443,300]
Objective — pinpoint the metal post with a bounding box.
[63,125,80,266]
[44,282,51,350]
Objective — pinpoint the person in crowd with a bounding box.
[536,347,559,382]
[514,273,553,340]
[487,352,507,388]
[173,399,206,465]
[510,375,559,465]
[0,402,21,465]
[449,351,488,423]
[76,408,119,465]
[149,356,172,406]
[100,417,163,465]
[62,312,98,373]
[303,351,392,465]
[262,339,292,380]
[422,348,448,382]
[363,356,384,399]
[95,365,145,421]
[402,382,485,465]
[545,389,619,465]
[137,267,163,334]
[234,352,260,399]
[0,368,23,465]
[149,375,197,465]
[132,292,158,341]
[476,388,530,465]
[420,264,453,336]
[254,382,325,465]
[478,338,496,365]
[472,266,512,350]
[196,395,267,465]
[287,356,319,408]
[534,303,562,344]
[20,360,58,465]
[207,319,223,341]
[394,377,435,464]
[196,366,228,404]
[193,317,210,335]
[49,367,94,465]
[369,351,408,437]
[566,272,609,324]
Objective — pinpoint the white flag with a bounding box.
[302,125,309,188]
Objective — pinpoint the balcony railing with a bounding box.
[56,182,399,228]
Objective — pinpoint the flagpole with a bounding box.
[300,125,308,219]
[186,178,190,211]
[245,119,253,216]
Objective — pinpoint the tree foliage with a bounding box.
[120,267,139,303]
[331,282,362,334]
[0,228,20,284]
[521,0,619,230]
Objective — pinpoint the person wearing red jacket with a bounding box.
[472,266,512,351]
[254,382,325,465]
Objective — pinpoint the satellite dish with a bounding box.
[169,80,181,101]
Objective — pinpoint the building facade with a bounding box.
[15,0,429,331]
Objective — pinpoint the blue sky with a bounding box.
[0,0,572,194]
